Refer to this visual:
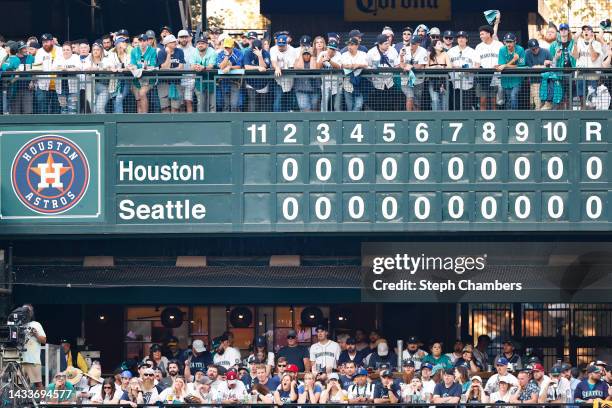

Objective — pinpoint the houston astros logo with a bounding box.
[11,135,90,214]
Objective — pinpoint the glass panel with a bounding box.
[232,328,254,351]
[275,307,292,327]
[126,321,151,342]
[210,306,227,338]
[191,306,209,336]
[257,306,274,337]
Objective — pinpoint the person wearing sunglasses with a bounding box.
[93,377,121,404]
[394,26,413,54]
[442,31,455,52]
[277,329,310,372]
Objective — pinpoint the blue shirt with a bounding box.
[241,48,271,90]
[156,47,186,69]
[215,48,243,69]
[433,382,462,398]
[525,48,551,67]
[373,382,400,399]
[254,376,280,392]
[574,379,608,401]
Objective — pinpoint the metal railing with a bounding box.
[0,68,610,114]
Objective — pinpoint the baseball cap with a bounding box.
[561,363,572,371]
[380,370,393,378]
[178,29,190,37]
[353,367,368,378]
[502,339,514,345]
[302,46,312,55]
[582,24,593,31]
[247,31,258,39]
[17,41,27,51]
[196,35,209,44]
[252,39,263,49]
[407,336,419,344]
[162,34,177,45]
[346,337,356,345]
[28,41,41,49]
[443,30,454,38]
[192,339,206,353]
[496,357,509,366]
[532,363,545,372]
[160,26,172,33]
[410,36,421,45]
[432,365,445,375]
[471,375,483,383]
[462,346,473,353]
[587,365,601,374]
[286,364,299,373]
[120,370,132,378]
[138,361,152,368]
[377,342,389,356]
[327,39,339,50]
[559,23,570,30]
[421,363,433,370]
[503,33,517,42]
[346,37,359,46]
[117,28,129,37]
[255,336,267,348]
[138,34,148,42]
[527,39,540,49]
[327,32,340,41]
[146,30,156,39]
[402,26,414,34]
[379,363,390,370]
[594,360,607,367]
[222,37,235,48]
[197,375,212,385]
[226,370,238,380]
[299,35,312,46]
[498,375,510,384]
[315,324,327,332]
[429,27,441,36]
[550,365,562,376]
[276,35,288,46]
[150,343,161,352]
[328,372,339,380]
[375,34,389,45]
[349,29,364,38]
[456,31,468,38]
[382,26,394,36]
[114,37,127,46]
[40,33,53,42]
[287,329,297,338]
[403,360,415,368]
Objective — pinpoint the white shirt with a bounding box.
[22,321,45,365]
[52,54,81,95]
[401,45,428,85]
[213,347,242,370]
[178,44,198,68]
[217,380,248,400]
[490,390,512,403]
[140,385,160,404]
[247,351,275,367]
[319,50,343,95]
[340,50,368,93]
[347,383,375,400]
[447,45,479,90]
[367,45,399,90]
[309,340,341,371]
[536,375,551,398]
[402,349,428,370]
[270,45,298,91]
[544,377,571,402]
[484,372,519,395]
[422,379,436,395]
[576,39,604,68]
[475,40,502,68]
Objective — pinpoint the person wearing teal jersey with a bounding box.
[130,34,158,113]
[422,342,453,370]
[497,32,525,110]
[192,35,217,111]
[45,373,76,404]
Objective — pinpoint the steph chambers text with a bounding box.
[372,279,523,292]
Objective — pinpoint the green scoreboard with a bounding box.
[0,112,610,235]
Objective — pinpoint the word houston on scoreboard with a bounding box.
[0,112,609,234]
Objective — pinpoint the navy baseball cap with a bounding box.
[346,337,356,345]
[527,39,539,49]
[380,370,393,378]
[145,30,156,39]
[559,23,570,30]
[410,36,421,45]
[503,33,517,42]
[247,31,258,39]
[117,28,129,37]
[456,31,468,38]
[252,39,263,49]
[349,29,364,38]
[276,35,288,46]
[300,35,312,46]
[376,34,389,44]
[407,336,419,344]
[327,39,339,50]
[255,336,266,347]
[550,365,562,376]
[346,37,359,46]
[40,33,53,42]
[138,34,148,41]
[443,30,454,38]
[496,357,509,366]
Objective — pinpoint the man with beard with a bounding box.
[217,370,248,402]
[140,367,160,404]
[184,339,213,381]
[401,336,428,370]
[177,29,197,112]
[33,33,61,114]
[540,364,572,403]
[338,337,366,367]
[206,365,223,393]
[531,363,550,401]
[574,365,610,403]
[445,340,464,364]
[159,360,180,388]
[354,329,369,352]
[213,334,242,370]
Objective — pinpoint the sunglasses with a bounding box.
[103,386,112,389]
[444,37,454,40]
[287,336,296,339]
[403,32,412,36]
[278,364,287,368]
[430,35,440,39]
[143,374,154,377]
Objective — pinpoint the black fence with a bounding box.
[0,68,610,114]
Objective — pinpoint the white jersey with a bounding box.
[270,45,298,91]
[422,379,436,395]
[400,45,428,85]
[475,40,502,68]
[215,381,248,401]
[402,349,428,370]
[213,347,242,370]
[576,38,603,80]
[544,377,571,402]
[347,383,375,400]
[447,45,479,90]
[367,46,399,90]
[484,372,519,395]
[309,340,341,371]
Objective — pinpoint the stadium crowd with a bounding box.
[42,327,612,405]
[0,14,611,114]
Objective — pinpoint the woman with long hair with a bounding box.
[465,375,488,403]
[297,372,322,403]
[107,38,131,113]
[274,374,298,405]
[312,36,327,67]
[426,39,451,111]
[489,376,511,406]
[159,376,188,403]
[319,373,346,403]
[454,365,470,393]
[93,378,121,404]
[88,42,111,114]
[119,378,144,408]
[400,377,426,403]
[251,383,274,403]
[247,337,275,376]
[145,344,169,376]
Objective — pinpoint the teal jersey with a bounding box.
[130,46,157,69]
[1,55,21,71]
[422,354,453,370]
[498,44,526,88]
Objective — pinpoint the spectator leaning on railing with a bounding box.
[156,34,185,113]
[497,32,526,110]
[525,39,552,110]
[129,33,157,113]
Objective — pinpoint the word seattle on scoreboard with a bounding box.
[0,112,609,234]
